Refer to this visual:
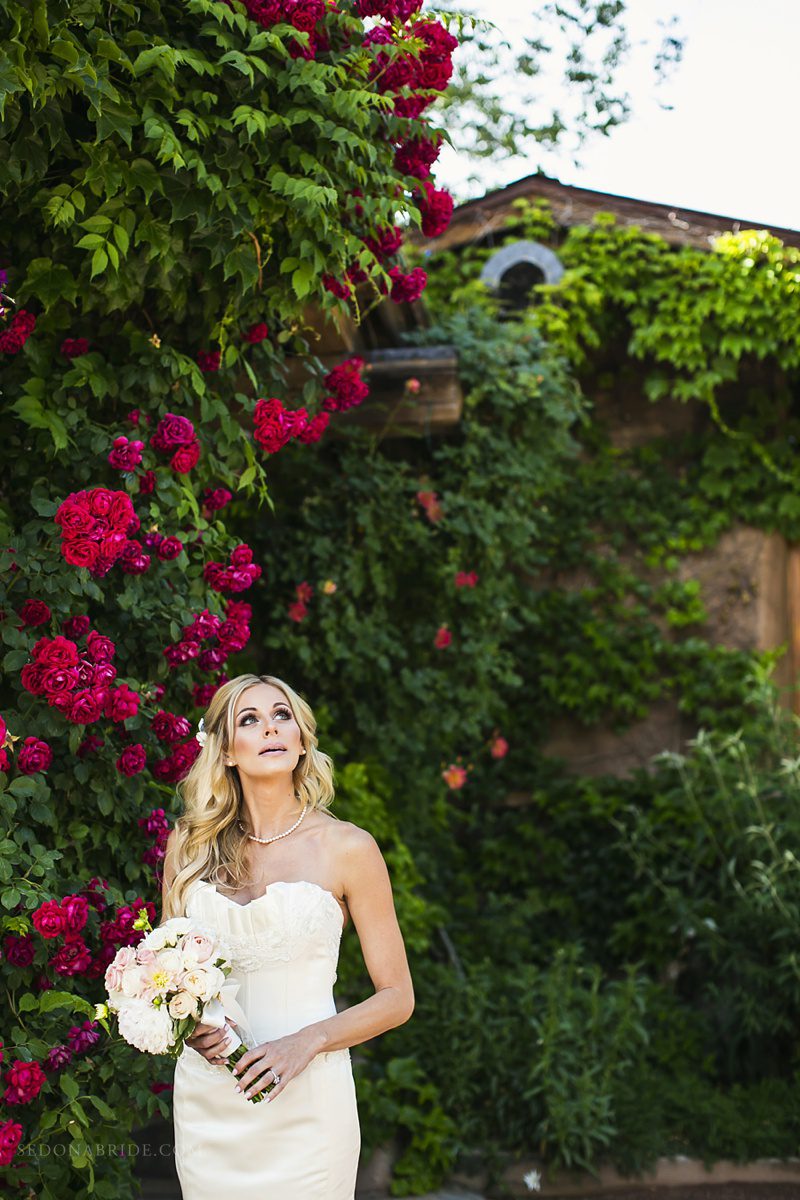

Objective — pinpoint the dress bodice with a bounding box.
[181,877,347,1051]
[185,877,345,976]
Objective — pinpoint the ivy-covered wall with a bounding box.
[223,197,800,1191]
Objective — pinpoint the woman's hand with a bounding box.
[231,1026,326,1102]
[185,1017,237,1065]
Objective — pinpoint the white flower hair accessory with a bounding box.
[195,718,208,748]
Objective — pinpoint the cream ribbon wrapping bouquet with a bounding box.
[96,908,267,1103]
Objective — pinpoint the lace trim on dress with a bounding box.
[205,884,344,974]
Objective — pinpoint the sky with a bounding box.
[436,0,800,232]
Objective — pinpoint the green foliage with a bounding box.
[1,0,422,340]
[0,0,446,1194]
[611,714,800,1085]
[376,948,650,1182]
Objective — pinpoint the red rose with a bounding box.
[253,397,296,454]
[89,662,116,687]
[3,934,35,966]
[171,440,200,473]
[297,412,330,444]
[60,895,89,934]
[104,684,140,722]
[3,1060,46,1105]
[230,544,254,567]
[33,900,67,939]
[244,322,269,344]
[116,744,147,777]
[157,537,183,561]
[0,1119,24,1165]
[86,631,115,663]
[196,349,221,373]
[61,337,90,359]
[41,665,80,696]
[17,737,53,774]
[202,487,232,512]
[151,414,196,451]
[32,635,79,668]
[63,615,90,640]
[68,689,105,725]
[18,599,51,627]
[62,537,100,570]
[20,662,46,695]
[76,734,104,759]
[389,266,427,304]
[54,498,95,537]
[50,934,92,977]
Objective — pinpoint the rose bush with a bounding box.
[0,0,457,1193]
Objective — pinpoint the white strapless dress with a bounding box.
[172,878,360,1199]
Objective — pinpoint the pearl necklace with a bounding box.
[237,802,309,845]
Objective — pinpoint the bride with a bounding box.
[159,672,415,1200]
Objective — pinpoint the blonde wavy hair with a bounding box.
[162,673,335,919]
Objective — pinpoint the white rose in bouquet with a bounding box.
[168,990,201,1021]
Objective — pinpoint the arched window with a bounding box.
[480,241,564,313]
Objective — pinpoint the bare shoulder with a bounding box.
[316,812,377,854]
[314,812,383,886]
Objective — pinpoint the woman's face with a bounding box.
[228,683,305,779]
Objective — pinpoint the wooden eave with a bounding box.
[412,172,800,254]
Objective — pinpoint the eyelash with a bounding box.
[240,708,291,725]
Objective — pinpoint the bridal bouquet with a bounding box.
[96,905,266,1102]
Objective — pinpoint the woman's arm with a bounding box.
[304,825,415,1054]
